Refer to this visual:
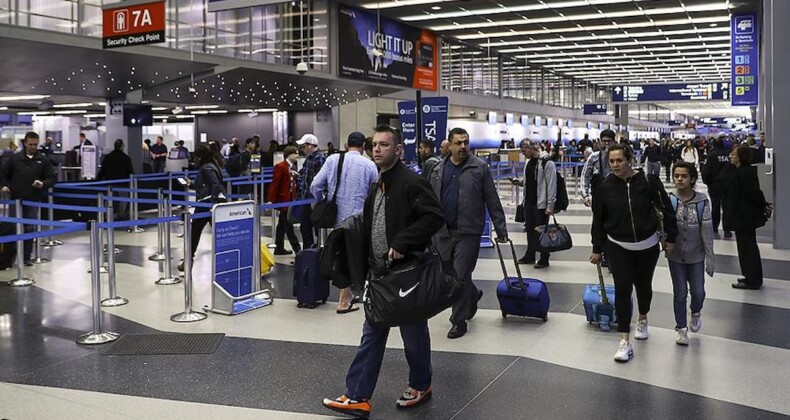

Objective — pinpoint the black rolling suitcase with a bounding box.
[292,248,330,308]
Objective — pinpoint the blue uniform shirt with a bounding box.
[441,158,463,229]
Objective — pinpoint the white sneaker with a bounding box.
[634,319,649,340]
[614,339,634,362]
[675,328,689,346]
[690,312,702,333]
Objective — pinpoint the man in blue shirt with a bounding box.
[428,127,509,339]
[297,134,326,248]
[311,132,378,313]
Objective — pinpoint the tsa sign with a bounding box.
[103,0,165,49]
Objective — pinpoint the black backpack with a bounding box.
[542,159,569,212]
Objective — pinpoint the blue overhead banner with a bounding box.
[583,103,608,115]
[397,101,417,161]
[612,83,730,102]
[731,14,759,106]
[421,96,449,154]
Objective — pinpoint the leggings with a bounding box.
[605,242,661,334]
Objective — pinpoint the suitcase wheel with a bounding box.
[297,302,305,308]
[501,311,507,318]
[321,298,327,304]
[542,315,548,322]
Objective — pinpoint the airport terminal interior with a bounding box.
[1,0,790,419]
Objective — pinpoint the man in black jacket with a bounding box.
[98,139,135,220]
[0,132,56,264]
[323,125,444,418]
[641,138,662,177]
[702,137,733,238]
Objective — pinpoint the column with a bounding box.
[104,91,144,174]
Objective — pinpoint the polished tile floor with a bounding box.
[2,183,790,420]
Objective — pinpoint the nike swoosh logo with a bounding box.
[398,283,419,298]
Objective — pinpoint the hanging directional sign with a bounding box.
[103,0,166,49]
[612,83,729,102]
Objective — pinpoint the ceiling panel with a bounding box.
[345,0,758,86]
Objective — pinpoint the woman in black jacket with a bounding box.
[590,144,678,363]
[723,145,771,290]
[178,146,226,272]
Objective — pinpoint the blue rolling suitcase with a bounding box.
[293,248,330,308]
[582,263,622,331]
[495,240,550,322]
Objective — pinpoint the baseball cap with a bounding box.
[297,134,318,146]
[347,131,366,147]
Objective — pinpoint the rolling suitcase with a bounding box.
[495,239,550,322]
[582,263,626,331]
[292,248,330,308]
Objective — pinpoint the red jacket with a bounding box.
[268,160,297,211]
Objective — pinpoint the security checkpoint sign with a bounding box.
[102,0,166,49]
[213,202,255,298]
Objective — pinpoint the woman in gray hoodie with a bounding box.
[668,161,715,346]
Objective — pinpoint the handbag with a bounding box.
[311,153,345,228]
[535,215,573,253]
[515,204,525,223]
[363,247,462,328]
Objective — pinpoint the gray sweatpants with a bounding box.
[435,230,482,326]
[647,161,662,177]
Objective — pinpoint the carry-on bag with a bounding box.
[292,248,330,308]
[363,246,461,328]
[495,239,550,321]
[582,263,625,331]
[535,215,573,253]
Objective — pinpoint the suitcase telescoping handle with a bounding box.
[596,262,610,306]
[494,239,524,287]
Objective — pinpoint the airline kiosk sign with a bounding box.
[731,14,759,106]
[102,0,166,49]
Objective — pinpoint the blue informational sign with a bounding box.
[583,103,608,115]
[213,203,255,298]
[421,96,449,153]
[399,96,448,160]
[612,82,730,102]
[398,101,417,161]
[731,14,759,106]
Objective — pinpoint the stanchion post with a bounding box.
[128,176,144,233]
[252,175,259,204]
[8,200,34,287]
[31,206,49,264]
[42,188,62,247]
[170,212,207,322]
[101,205,128,307]
[156,198,181,285]
[104,187,120,255]
[88,195,108,274]
[77,221,119,345]
[267,203,277,249]
[148,188,167,261]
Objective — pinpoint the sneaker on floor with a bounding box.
[322,395,371,418]
[176,262,185,272]
[634,319,649,340]
[533,261,549,269]
[396,387,432,409]
[690,312,702,333]
[675,328,689,346]
[614,339,634,363]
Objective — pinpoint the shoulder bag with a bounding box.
[311,153,345,228]
[535,215,573,253]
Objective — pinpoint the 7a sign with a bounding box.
[103,0,165,49]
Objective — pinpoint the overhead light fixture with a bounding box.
[184,105,219,110]
[0,107,7,111]
[172,106,184,115]
[55,110,88,115]
[83,113,106,118]
[431,6,441,10]
[253,108,278,112]
[53,102,95,108]
[248,112,259,118]
[237,109,254,113]
[190,110,210,115]
[208,110,228,114]
[0,95,50,101]
[152,106,168,111]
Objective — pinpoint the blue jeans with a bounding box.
[668,261,706,329]
[345,319,432,401]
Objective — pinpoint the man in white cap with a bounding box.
[296,133,326,248]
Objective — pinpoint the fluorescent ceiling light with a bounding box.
[400,0,633,21]
[97,102,107,106]
[0,107,7,111]
[497,36,731,53]
[208,110,228,114]
[83,113,106,118]
[518,44,730,60]
[484,27,730,47]
[54,110,88,115]
[457,16,731,40]
[190,110,210,115]
[237,109,254,113]
[152,107,168,111]
[53,102,95,108]
[184,105,219,110]
[175,115,194,119]
[359,0,457,10]
[0,95,50,101]
[253,108,278,112]
[18,111,52,115]
[154,115,170,119]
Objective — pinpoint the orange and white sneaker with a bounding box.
[321,395,371,418]
[396,386,432,409]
